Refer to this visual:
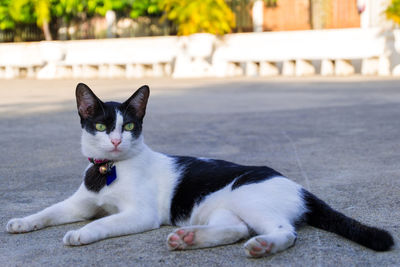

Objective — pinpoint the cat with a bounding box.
[6,83,394,257]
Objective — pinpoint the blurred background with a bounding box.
[0,0,391,41]
[1,0,400,79]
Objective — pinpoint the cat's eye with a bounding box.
[95,123,106,132]
[124,122,135,131]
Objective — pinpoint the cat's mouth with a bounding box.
[110,148,122,153]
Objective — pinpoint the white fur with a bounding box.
[6,118,306,257]
[167,177,305,256]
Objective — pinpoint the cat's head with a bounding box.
[75,83,149,161]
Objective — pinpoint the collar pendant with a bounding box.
[88,158,117,186]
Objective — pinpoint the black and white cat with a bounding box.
[6,83,394,257]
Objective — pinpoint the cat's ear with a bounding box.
[76,83,103,119]
[123,85,150,119]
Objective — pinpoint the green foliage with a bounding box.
[86,0,130,16]
[130,0,161,19]
[0,0,16,29]
[5,0,51,28]
[9,0,36,25]
[159,0,235,35]
[0,0,239,39]
[386,0,400,25]
[51,0,86,22]
[50,0,149,19]
[1,0,133,28]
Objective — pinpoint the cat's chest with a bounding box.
[83,153,178,222]
[91,162,155,206]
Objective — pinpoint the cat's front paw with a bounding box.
[6,218,36,233]
[63,229,99,246]
[167,228,196,250]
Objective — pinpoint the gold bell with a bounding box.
[99,165,108,174]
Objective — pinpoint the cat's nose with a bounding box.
[111,139,122,147]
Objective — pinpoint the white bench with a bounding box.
[212,28,390,77]
[0,42,43,78]
[0,29,392,79]
[54,36,179,78]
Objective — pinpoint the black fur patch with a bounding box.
[169,156,282,225]
[84,164,108,192]
[231,167,281,190]
[302,189,394,251]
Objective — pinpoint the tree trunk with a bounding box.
[42,20,52,41]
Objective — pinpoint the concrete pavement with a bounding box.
[0,77,399,266]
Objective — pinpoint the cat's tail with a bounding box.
[301,189,394,251]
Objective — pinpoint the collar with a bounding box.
[88,158,117,186]
[88,158,111,165]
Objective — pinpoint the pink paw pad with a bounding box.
[167,229,196,250]
[244,237,274,258]
[167,234,181,249]
[183,232,194,245]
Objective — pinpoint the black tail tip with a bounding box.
[367,228,395,252]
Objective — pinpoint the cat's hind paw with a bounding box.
[167,228,195,250]
[244,236,274,258]
[63,229,98,246]
[6,218,36,233]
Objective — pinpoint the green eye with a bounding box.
[95,123,106,132]
[124,122,134,131]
